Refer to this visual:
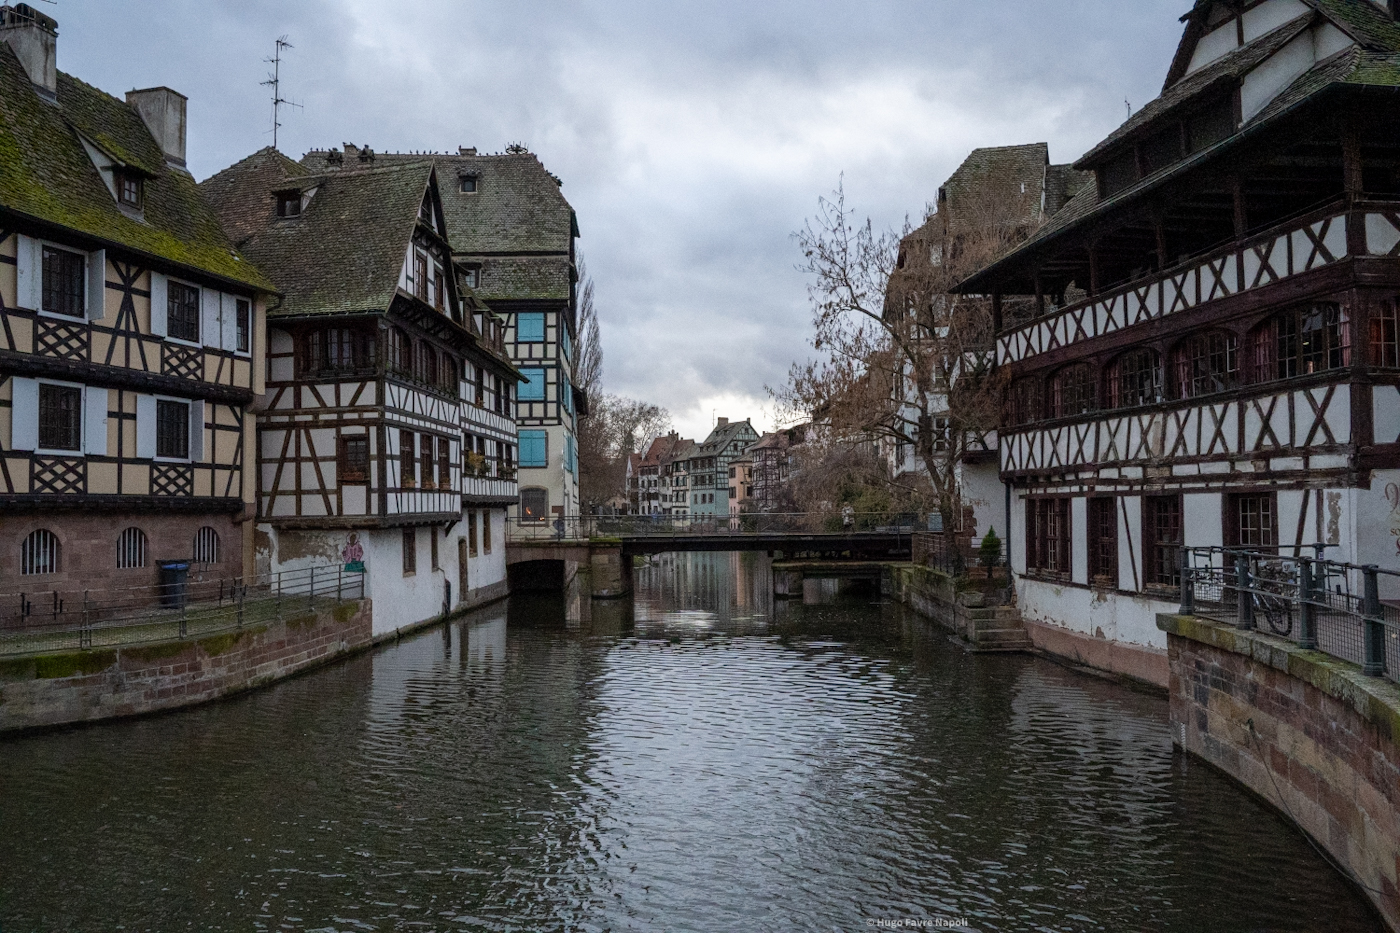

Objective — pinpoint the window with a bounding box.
[415,342,437,386]
[1088,498,1118,585]
[1105,349,1162,410]
[1048,364,1096,418]
[494,375,507,415]
[462,265,480,289]
[475,365,486,407]
[520,488,549,524]
[193,527,221,565]
[1144,496,1183,589]
[117,527,148,569]
[1227,493,1278,551]
[38,384,81,451]
[1026,498,1070,577]
[156,399,190,459]
[400,430,416,488]
[115,170,144,209]
[276,190,302,217]
[21,529,59,575]
[420,434,436,489]
[431,528,440,571]
[459,175,477,194]
[517,312,546,343]
[402,527,417,575]
[439,354,457,392]
[167,281,200,343]
[236,299,251,353]
[468,509,479,557]
[1249,303,1350,382]
[1009,378,1043,425]
[386,327,409,375]
[339,435,369,484]
[305,328,373,375]
[519,430,547,467]
[519,368,547,401]
[433,269,446,311]
[1372,301,1400,368]
[483,511,492,554]
[42,246,85,317]
[414,252,429,302]
[437,436,451,490]
[1173,331,1237,398]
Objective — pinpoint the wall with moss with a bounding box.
[1160,614,1400,931]
[0,599,372,733]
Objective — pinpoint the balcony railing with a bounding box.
[1181,547,1399,686]
[506,512,931,542]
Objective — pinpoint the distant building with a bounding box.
[0,7,275,594]
[677,418,760,520]
[201,146,519,634]
[628,433,690,516]
[728,453,754,519]
[748,427,806,513]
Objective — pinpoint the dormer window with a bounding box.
[115,170,143,209]
[276,190,302,218]
[462,265,480,289]
[459,175,478,194]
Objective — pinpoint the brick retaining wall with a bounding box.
[1160,613,1400,931]
[0,599,373,733]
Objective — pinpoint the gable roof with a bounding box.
[200,153,437,319]
[697,419,759,455]
[938,144,1056,237]
[0,42,271,292]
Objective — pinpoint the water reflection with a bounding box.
[0,552,1383,932]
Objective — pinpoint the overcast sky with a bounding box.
[56,0,1187,440]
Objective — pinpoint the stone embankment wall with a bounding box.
[885,565,1031,651]
[0,599,373,733]
[1160,614,1400,931]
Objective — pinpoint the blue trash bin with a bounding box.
[158,560,190,609]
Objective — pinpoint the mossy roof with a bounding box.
[200,152,436,319]
[0,43,272,292]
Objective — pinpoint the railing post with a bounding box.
[337,568,343,604]
[179,600,187,639]
[236,579,244,630]
[1179,550,1194,616]
[1236,555,1254,631]
[1363,565,1387,677]
[81,589,92,650]
[1297,558,1318,650]
[309,566,317,609]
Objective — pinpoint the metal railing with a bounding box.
[506,512,933,542]
[0,565,365,658]
[1181,547,1400,684]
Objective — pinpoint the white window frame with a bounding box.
[161,276,204,348]
[20,237,105,322]
[148,394,205,464]
[22,377,101,457]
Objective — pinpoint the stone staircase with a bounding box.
[962,603,1033,652]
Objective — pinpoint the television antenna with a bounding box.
[261,36,301,149]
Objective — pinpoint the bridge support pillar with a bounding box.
[773,568,804,599]
[589,546,633,599]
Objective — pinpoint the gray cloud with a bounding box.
[55,0,1188,437]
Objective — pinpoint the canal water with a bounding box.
[0,552,1384,932]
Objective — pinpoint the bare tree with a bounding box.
[575,253,603,404]
[777,179,1034,550]
[578,394,672,511]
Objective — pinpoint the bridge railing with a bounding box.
[1182,547,1400,685]
[506,512,932,542]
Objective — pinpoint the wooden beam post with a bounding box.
[1033,269,1045,318]
[1088,240,1101,297]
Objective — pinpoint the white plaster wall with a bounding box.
[1010,493,1027,575]
[961,460,1006,546]
[1017,577,1172,649]
[461,507,508,601]
[1071,496,1089,586]
[362,527,451,637]
[1118,496,1143,592]
[1184,492,1223,551]
[1189,21,1239,74]
[1242,0,1310,43]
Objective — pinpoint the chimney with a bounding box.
[0,4,57,100]
[126,87,187,167]
[717,417,729,428]
[458,146,477,156]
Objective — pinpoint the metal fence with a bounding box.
[506,512,934,542]
[0,565,365,658]
[1181,547,1400,684]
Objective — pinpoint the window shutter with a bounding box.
[136,395,156,459]
[86,249,107,320]
[201,288,221,349]
[10,376,38,451]
[220,293,238,351]
[83,386,108,455]
[15,235,41,311]
[149,273,167,337]
[188,400,205,461]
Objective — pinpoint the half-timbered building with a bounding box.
[958,0,1400,675]
[364,147,585,526]
[0,6,275,595]
[201,147,520,634]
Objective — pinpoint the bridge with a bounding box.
[504,514,920,598]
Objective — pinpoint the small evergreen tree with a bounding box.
[979,527,1002,569]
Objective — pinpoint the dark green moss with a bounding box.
[124,642,195,664]
[284,612,320,632]
[33,651,117,680]
[332,601,361,625]
[0,657,37,681]
[197,629,256,657]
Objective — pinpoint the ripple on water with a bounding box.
[0,552,1386,933]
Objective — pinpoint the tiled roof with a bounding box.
[939,144,1052,236]
[200,154,436,318]
[198,146,309,249]
[468,254,572,302]
[696,420,759,455]
[0,43,271,291]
